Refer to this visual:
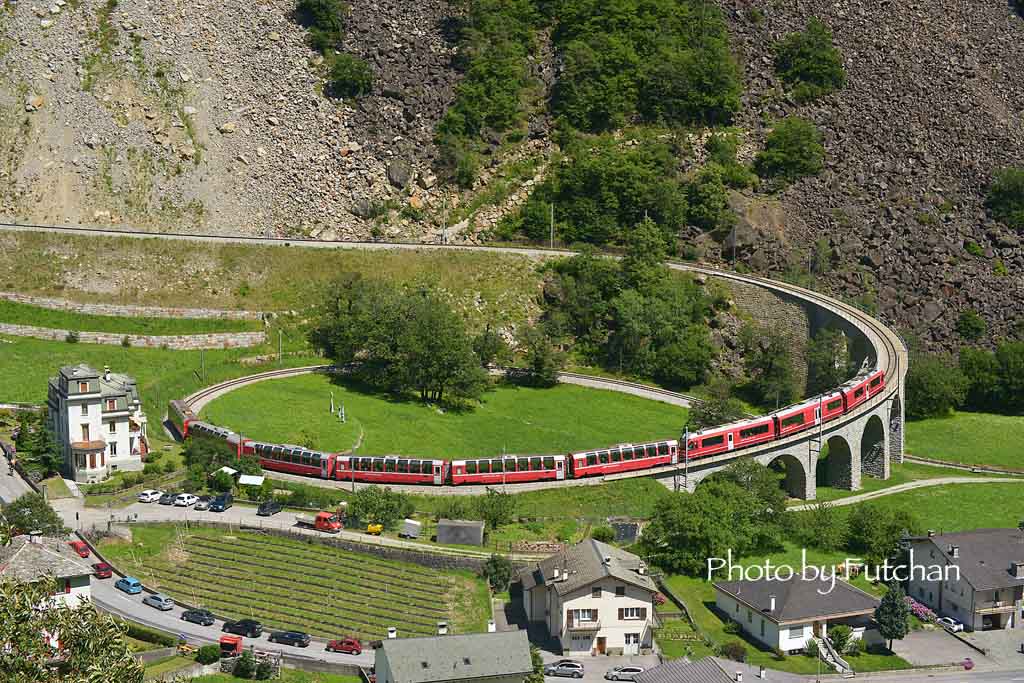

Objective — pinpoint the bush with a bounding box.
[296,0,346,52]
[905,352,967,419]
[986,167,1024,231]
[805,638,819,658]
[255,660,273,680]
[705,131,757,189]
[121,336,131,347]
[828,624,853,654]
[162,460,177,475]
[754,117,825,183]
[123,621,177,647]
[195,644,220,664]
[964,241,984,256]
[328,53,373,98]
[995,259,1009,277]
[773,18,846,102]
[718,640,747,662]
[233,650,256,679]
[590,525,616,543]
[687,163,735,233]
[142,462,162,478]
[956,309,987,341]
[723,620,741,635]
[848,637,866,656]
[480,554,515,592]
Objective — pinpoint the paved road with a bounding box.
[788,476,1024,511]
[0,461,33,504]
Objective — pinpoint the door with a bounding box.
[623,633,640,655]
[596,636,606,655]
[812,621,821,638]
[815,406,821,424]
[727,432,734,451]
[322,458,330,479]
[433,464,442,485]
[555,459,565,480]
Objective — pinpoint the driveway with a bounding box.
[889,627,994,669]
[539,651,661,683]
[959,628,1024,669]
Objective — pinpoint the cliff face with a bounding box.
[719,0,1024,348]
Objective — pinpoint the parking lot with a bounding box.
[539,651,661,683]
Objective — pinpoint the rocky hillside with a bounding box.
[719,0,1024,348]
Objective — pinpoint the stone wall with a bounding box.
[0,322,265,350]
[0,291,264,320]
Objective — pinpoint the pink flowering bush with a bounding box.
[904,596,938,623]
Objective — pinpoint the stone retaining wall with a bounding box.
[0,291,265,320]
[0,322,265,350]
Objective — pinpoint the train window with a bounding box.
[543,456,555,469]
[855,387,865,398]
[740,423,770,439]
[491,459,503,472]
[518,457,530,471]
[478,461,491,474]
[466,461,478,474]
[688,441,698,451]
[610,449,621,463]
[870,377,882,387]
[646,444,658,458]
[621,447,633,460]
[373,459,385,472]
[586,453,597,466]
[422,462,434,474]
[598,451,610,464]
[408,460,420,474]
[702,435,725,447]
[397,460,408,473]
[658,443,669,456]
[827,399,843,411]
[781,413,806,429]
[385,460,396,472]
[530,457,542,470]
[361,458,372,471]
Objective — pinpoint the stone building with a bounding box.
[374,630,533,683]
[0,534,92,609]
[47,364,148,483]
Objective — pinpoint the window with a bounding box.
[385,460,396,472]
[397,460,408,473]
[575,609,595,622]
[610,449,621,463]
[615,586,625,597]
[108,421,116,434]
[646,444,658,458]
[781,413,805,429]
[373,459,384,472]
[760,619,765,637]
[81,424,90,441]
[827,398,843,411]
[80,404,88,416]
[598,451,610,464]
[109,442,117,457]
[89,452,95,469]
[492,459,504,472]
[586,453,597,466]
[621,448,634,461]
[870,377,882,388]
[619,607,645,620]
[592,587,601,598]
[658,442,670,456]
[702,435,725,448]
[740,423,770,439]
[78,381,89,392]
[854,387,865,398]
[518,457,529,471]
[530,457,542,470]
[747,609,752,624]
[543,457,555,469]
[788,626,803,639]
[106,399,117,411]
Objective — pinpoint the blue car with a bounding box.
[115,577,143,594]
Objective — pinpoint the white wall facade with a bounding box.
[45,574,92,610]
[714,591,866,653]
[535,580,654,656]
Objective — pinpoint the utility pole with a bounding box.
[201,349,206,382]
[442,197,448,245]
[549,203,554,249]
[732,224,737,266]
[278,330,283,365]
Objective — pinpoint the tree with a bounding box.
[474,327,511,367]
[209,470,234,493]
[690,377,746,429]
[828,624,853,654]
[875,582,910,650]
[959,346,1001,411]
[807,327,852,395]
[706,459,786,532]
[13,410,62,479]
[196,644,220,664]
[233,650,256,679]
[847,505,919,566]
[0,576,144,682]
[743,324,798,409]
[1,493,66,536]
[526,646,545,683]
[773,18,846,102]
[792,501,847,551]
[255,659,273,680]
[754,117,825,183]
[590,525,615,543]
[519,325,565,387]
[955,309,987,341]
[687,164,735,234]
[994,341,1024,413]
[986,167,1024,232]
[475,488,515,530]
[905,352,967,419]
[480,554,515,591]
[348,486,413,529]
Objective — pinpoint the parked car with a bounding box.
[174,493,199,507]
[938,617,964,633]
[605,667,645,681]
[257,500,282,517]
[181,608,216,626]
[115,577,143,594]
[223,619,263,637]
[91,562,113,579]
[194,495,212,511]
[545,661,584,678]
[68,540,90,558]
[269,631,310,647]
[138,489,163,503]
[158,492,179,505]
[142,593,175,611]
[209,492,233,512]
[326,637,362,655]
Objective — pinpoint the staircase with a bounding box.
[816,636,855,678]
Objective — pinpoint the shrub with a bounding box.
[233,650,256,679]
[828,624,853,654]
[296,0,346,51]
[848,637,866,656]
[687,163,735,233]
[754,117,825,183]
[590,525,616,543]
[480,554,515,592]
[162,460,177,475]
[328,53,373,98]
[956,309,987,341]
[964,240,984,256]
[121,336,131,347]
[986,167,1024,231]
[723,620,741,635]
[718,640,747,662]
[705,131,757,189]
[195,644,220,664]
[805,638,819,658]
[774,18,846,102]
[255,660,273,680]
[123,621,176,647]
[995,259,1009,277]
[142,462,161,477]
[65,330,80,344]
[906,352,968,419]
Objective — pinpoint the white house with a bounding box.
[713,574,879,654]
[47,364,148,483]
[0,535,92,609]
[517,539,657,656]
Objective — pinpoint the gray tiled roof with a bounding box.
[379,630,532,683]
[517,539,657,596]
[0,535,92,583]
[59,364,99,380]
[915,528,1024,591]
[714,574,879,624]
[636,658,806,683]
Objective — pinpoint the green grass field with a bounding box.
[805,460,1004,504]
[837,481,1024,531]
[201,372,688,458]
[143,655,194,678]
[99,524,490,640]
[0,299,261,335]
[906,411,1024,471]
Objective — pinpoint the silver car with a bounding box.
[545,661,584,679]
[605,666,644,681]
[193,496,211,511]
[142,593,175,611]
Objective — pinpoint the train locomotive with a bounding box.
[167,368,884,488]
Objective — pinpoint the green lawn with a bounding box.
[143,655,194,678]
[201,372,688,459]
[192,672,361,683]
[0,298,261,335]
[100,524,491,640]
[906,411,1024,471]
[802,460,1004,505]
[39,476,72,499]
[838,481,1024,531]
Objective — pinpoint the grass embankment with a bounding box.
[39,475,73,499]
[100,524,491,640]
[201,372,688,458]
[143,655,194,678]
[805,461,1007,505]
[906,411,1024,471]
[0,299,261,335]
[0,231,545,326]
[836,481,1024,532]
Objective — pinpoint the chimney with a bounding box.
[603,555,612,566]
[1012,562,1024,580]
[387,627,397,639]
[437,622,448,636]
[951,545,960,559]
[927,529,936,537]
[553,567,560,580]
[735,672,743,683]
[103,365,110,381]
[487,620,497,633]
[768,595,776,613]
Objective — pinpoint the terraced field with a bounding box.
[100,525,490,640]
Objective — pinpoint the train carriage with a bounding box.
[570,440,677,478]
[252,442,333,478]
[167,400,193,439]
[772,401,819,439]
[866,369,886,398]
[450,454,566,485]
[819,391,846,423]
[188,421,248,458]
[333,455,447,485]
[841,373,873,412]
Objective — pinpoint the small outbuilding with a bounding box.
[375,630,532,683]
[437,519,485,546]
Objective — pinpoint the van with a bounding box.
[209,492,233,512]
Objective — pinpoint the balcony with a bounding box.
[565,620,601,633]
[975,599,1017,614]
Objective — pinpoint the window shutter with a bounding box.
[618,608,624,620]
[640,607,647,621]
[593,609,598,621]
[567,610,573,627]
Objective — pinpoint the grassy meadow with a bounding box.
[0,298,261,335]
[906,411,1024,471]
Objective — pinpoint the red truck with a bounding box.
[295,511,342,534]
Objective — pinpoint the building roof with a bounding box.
[378,630,532,683]
[518,539,657,596]
[58,364,99,381]
[0,535,92,583]
[438,519,485,530]
[913,528,1024,591]
[636,657,805,683]
[714,574,879,625]
[238,474,265,487]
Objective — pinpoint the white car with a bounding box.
[174,493,199,507]
[137,489,164,503]
[937,617,964,633]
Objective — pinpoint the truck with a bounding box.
[295,511,342,534]
[220,635,243,658]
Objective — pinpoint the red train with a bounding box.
[166,368,885,487]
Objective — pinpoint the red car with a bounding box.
[326,637,362,655]
[69,541,90,558]
[92,562,113,579]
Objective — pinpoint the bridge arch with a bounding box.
[818,434,856,490]
[860,414,888,480]
[767,453,811,500]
